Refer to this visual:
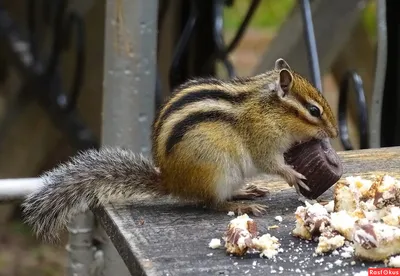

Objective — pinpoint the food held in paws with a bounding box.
[284,138,343,199]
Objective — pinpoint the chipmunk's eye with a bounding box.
[307,104,321,118]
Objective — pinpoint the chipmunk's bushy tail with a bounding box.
[22,147,161,243]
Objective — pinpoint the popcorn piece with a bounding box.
[252,234,280,258]
[323,200,335,213]
[209,238,221,249]
[373,175,400,208]
[347,176,373,198]
[292,202,331,240]
[353,222,400,261]
[330,210,357,241]
[334,181,358,212]
[223,214,257,256]
[314,225,345,254]
[382,206,400,226]
[293,174,400,264]
[388,255,400,267]
[292,206,312,240]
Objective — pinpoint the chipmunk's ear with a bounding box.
[274,58,291,71]
[277,69,293,97]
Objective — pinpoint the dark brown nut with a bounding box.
[284,138,343,199]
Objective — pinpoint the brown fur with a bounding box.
[22,58,339,242]
[153,59,338,207]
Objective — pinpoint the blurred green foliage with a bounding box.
[224,0,377,40]
[223,0,295,30]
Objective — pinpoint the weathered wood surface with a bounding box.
[95,146,400,276]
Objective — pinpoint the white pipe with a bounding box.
[0,177,44,200]
[369,0,387,148]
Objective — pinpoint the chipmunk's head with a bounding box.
[272,58,338,140]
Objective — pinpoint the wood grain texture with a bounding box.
[95,146,400,276]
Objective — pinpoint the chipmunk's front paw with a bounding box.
[280,165,310,193]
[216,202,268,216]
[232,182,269,200]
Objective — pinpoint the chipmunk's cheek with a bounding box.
[319,129,331,139]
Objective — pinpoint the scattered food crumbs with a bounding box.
[340,251,352,258]
[278,266,283,271]
[233,262,238,266]
[222,214,281,258]
[253,234,280,259]
[350,261,356,265]
[342,246,354,253]
[227,211,235,216]
[268,225,279,230]
[295,268,301,273]
[354,271,368,276]
[334,260,343,266]
[292,175,400,265]
[244,270,250,274]
[323,200,335,212]
[389,255,400,267]
[209,238,221,249]
[206,253,213,257]
[274,216,283,222]
[252,261,257,266]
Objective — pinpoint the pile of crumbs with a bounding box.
[292,175,400,268]
[208,214,281,259]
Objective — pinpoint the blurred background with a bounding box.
[0,0,381,275]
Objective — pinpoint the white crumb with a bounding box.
[252,234,280,259]
[351,261,356,265]
[332,250,339,255]
[334,260,343,266]
[389,255,400,267]
[227,211,235,216]
[340,251,352,258]
[208,238,221,249]
[323,200,335,213]
[274,216,283,222]
[206,253,213,257]
[354,271,368,276]
[342,246,354,253]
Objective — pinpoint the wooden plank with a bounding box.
[95,146,400,276]
[253,0,368,80]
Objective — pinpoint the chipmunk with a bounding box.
[22,58,338,243]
